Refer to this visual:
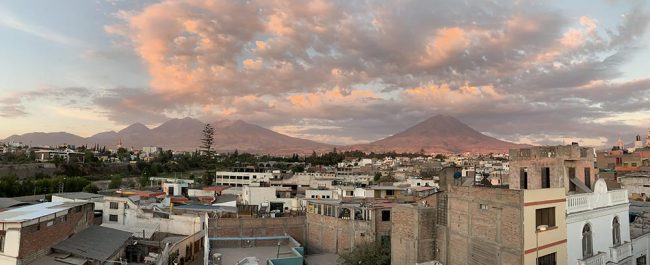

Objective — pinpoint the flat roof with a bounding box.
[0,197,31,209]
[53,192,104,200]
[0,201,87,223]
[214,245,296,265]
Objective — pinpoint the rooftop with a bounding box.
[0,197,31,210]
[53,192,104,200]
[52,226,131,261]
[0,201,87,223]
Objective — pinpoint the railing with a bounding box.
[610,242,632,263]
[567,189,629,214]
[578,252,607,265]
[609,190,628,205]
[567,193,591,212]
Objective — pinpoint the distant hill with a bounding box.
[344,114,528,153]
[3,118,333,154]
[3,115,527,154]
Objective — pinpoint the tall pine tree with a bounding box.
[201,123,215,155]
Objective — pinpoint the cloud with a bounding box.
[0,87,93,117]
[40,0,650,146]
[0,9,83,46]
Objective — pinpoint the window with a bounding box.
[386,190,395,196]
[637,255,647,265]
[536,207,556,227]
[380,235,390,248]
[568,167,576,192]
[582,224,593,258]
[537,252,556,265]
[541,167,550,188]
[109,214,118,222]
[584,168,591,188]
[0,235,4,252]
[520,168,528,189]
[381,210,391,222]
[613,217,621,246]
[109,202,119,209]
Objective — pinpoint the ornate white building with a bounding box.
[566,179,632,265]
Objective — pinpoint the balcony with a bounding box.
[609,242,632,263]
[577,252,607,265]
[566,189,629,214]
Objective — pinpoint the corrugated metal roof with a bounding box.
[0,201,87,223]
[52,226,131,261]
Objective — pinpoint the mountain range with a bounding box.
[2,115,527,154]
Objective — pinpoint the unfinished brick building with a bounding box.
[304,199,393,254]
[509,143,596,193]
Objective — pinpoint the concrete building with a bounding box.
[214,170,274,187]
[34,148,84,163]
[241,186,299,213]
[618,173,650,201]
[0,201,95,264]
[100,196,204,237]
[161,180,190,197]
[141,146,162,156]
[305,189,336,199]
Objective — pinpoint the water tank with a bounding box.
[212,253,222,265]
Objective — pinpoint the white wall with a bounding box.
[353,188,373,198]
[633,233,650,265]
[305,190,335,199]
[566,204,630,264]
[102,197,202,236]
[188,189,215,198]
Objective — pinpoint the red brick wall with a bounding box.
[208,216,306,247]
[18,203,94,262]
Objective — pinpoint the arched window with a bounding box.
[613,217,621,246]
[583,224,593,258]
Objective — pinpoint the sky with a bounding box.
[1,0,650,147]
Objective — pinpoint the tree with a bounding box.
[202,171,214,186]
[83,184,100,194]
[139,171,150,188]
[109,175,122,189]
[338,241,390,265]
[374,172,382,182]
[201,123,215,155]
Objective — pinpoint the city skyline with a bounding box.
[2,0,650,147]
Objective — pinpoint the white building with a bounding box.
[34,148,84,163]
[215,171,273,187]
[241,186,299,212]
[141,146,163,156]
[305,189,335,199]
[566,179,633,265]
[101,196,203,237]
